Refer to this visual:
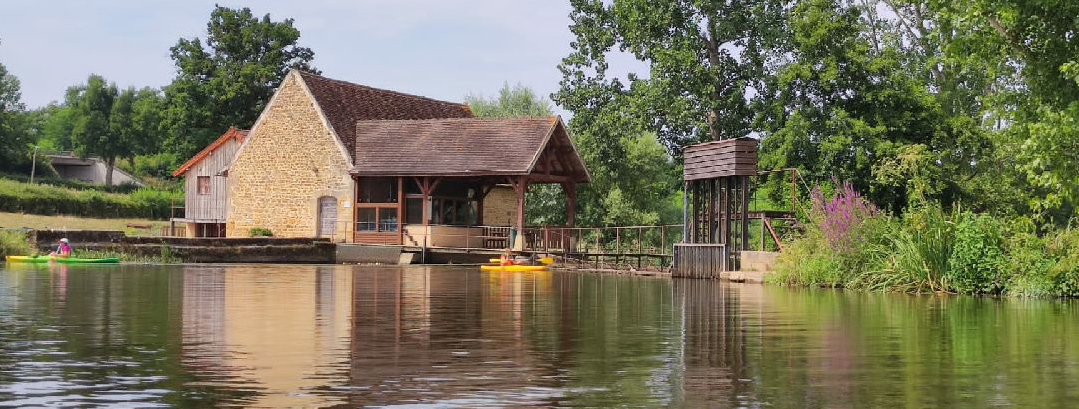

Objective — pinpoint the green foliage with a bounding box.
[555,0,785,151]
[0,178,180,219]
[0,230,34,257]
[118,152,182,180]
[465,83,553,118]
[946,212,1006,294]
[0,61,32,173]
[1047,228,1079,298]
[163,5,317,159]
[58,76,163,186]
[248,227,273,237]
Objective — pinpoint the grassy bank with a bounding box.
[0,178,181,219]
[0,212,169,234]
[770,184,1079,298]
[0,230,34,258]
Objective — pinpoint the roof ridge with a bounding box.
[295,70,468,108]
[354,116,557,124]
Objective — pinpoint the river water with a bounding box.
[1,263,1078,408]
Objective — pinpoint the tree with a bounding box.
[0,60,29,172]
[755,0,993,213]
[163,5,318,159]
[465,83,553,118]
[936,0,1079,214]
[554,0,788,153]
[69,75,123,185]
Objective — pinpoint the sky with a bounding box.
[1,0,643,113]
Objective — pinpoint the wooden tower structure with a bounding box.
[673,137,758,278]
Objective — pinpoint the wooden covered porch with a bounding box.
[347,116,589,249]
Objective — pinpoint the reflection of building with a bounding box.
[347,266,556,406]
[180,265,353,407]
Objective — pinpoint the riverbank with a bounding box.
[770,186,1079,298]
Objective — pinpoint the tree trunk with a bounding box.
[105,156,115,186]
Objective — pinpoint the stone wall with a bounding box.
[227,72,354,240]
[483,186,517,226]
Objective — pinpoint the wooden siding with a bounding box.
[183,137,241,222]
[683,138,758,180]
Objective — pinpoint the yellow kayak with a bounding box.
[480,264,549,272]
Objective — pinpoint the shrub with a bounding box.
[1047,228,1079,297]
[874,205,954,293]
[0,178,180,219]
[1004,232,1055,297]
[249,227,274,237]
[946,212,1006,294]
[0,230,34,257]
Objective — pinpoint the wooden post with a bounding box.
[682,181,689,243]
[397,177,404,244]
[742,175,750,251]
[562,182,576,228]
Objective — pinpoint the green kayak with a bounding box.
[5,255,120,264]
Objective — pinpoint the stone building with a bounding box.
[222,70,589,247]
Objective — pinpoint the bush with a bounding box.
[1047,228,1079,297]
[1004,232,1055,297]
[946,212,1006,294]
[0,178,181,219]
[249,227,273,237]
[0,230,34,257]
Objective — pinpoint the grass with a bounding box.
[77,249,181,264]
[0,230,35,257]
[0,212,170,235]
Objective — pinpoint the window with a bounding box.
[358,178,398,203]
[355,207,399,232]
[197,176,211,195]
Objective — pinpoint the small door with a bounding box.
[318,196,338,237]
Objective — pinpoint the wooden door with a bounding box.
[318,196,337,237]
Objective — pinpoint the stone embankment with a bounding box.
[28,230,334,263]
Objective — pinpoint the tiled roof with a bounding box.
[172,127,248,176]
[349,116,589,182]
[296,71,473,158]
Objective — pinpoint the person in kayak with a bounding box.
[50,238,72,258]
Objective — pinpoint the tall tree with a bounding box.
[937,0,1079,214]
[69,75,123,185]
[554,0,789,153]
[163,5,318,159]
[0,60,29,172]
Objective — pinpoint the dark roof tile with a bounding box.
[296,71,473,158]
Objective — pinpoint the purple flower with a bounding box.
[810,180,879,253]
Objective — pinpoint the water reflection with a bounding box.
[2,263,1079,407]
